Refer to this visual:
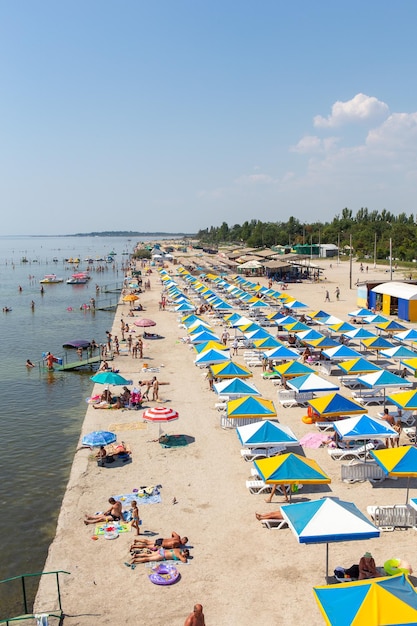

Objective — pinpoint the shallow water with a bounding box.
[0,235,150,617]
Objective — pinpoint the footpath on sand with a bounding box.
[35,256,417,625]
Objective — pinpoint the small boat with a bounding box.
[40,274,64,284]
[67,275,88,284]
[21,257,28,263]
[52,257,59,262]
[62,340,91,349]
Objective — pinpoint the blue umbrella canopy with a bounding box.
[281,497,380,579]
[322,345,362,360]
[357,370,412,389]
[287,373,339,393]
[348,308,374,318]
[82,430,117,447]
[213,377,261,397]
[333,414,398,441]
[263,345,300,360]
[314,574,417,626]
[236,420,298,447]
[194,348,230,366]
[380,345,417,359]
[90,372,132,386]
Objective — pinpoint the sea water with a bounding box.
[0,235,157,618]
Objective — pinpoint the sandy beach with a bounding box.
[36,254,417,625]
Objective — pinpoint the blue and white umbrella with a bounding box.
[236,420,299,448]
[333,413,398,442]
[194,348,230,367]
[281,497,380,579]
[82,430,117,448]
[322,345,362,360]
[213,377,260,398]
[286,373,339,393]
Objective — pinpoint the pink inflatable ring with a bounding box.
[148,563,180,585]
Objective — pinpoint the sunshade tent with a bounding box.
[273,360,315,379]
[364,313,389,325]
[209,361,253,379]
[253,337,282,350]
[337,358,381,375]
[361,336,394,353]
[357,370,412,407]
[333,414,398,442]
[303,336,340,349]
[236,420,298,447]
[189,330,220,344]
[348,308,374,318]
[244,328,273,341]
[307,393,366,418]
[387,389,417,410]
[254,453,331,502]
[328,322,355,333]
[295,329,324,342]
[283,299,308,309]
[263,345,300,361]
[308,310,330,320]
[313,574,417,626]
[287,373,339,393]
[343,328,376,340]
[194,340,229,354]
[400,359,417,373]
[194,348,230,367]
[322,345,362,360]
[394,328,417,342]
[282,321,311,333]
[275,315,298,326]
[321,315,343,326]
[213,377,261,398]
[376,320,407,333]
[380,345,417,359]
[82,430,117,447]
[281,498,379,580]
[370,445,417,502]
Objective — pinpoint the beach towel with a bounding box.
[159,434,189,448]
[112,487,162,506]
[95,521,130,535]
[108,422,147,431]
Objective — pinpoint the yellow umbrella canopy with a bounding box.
[210,361,253,379]
[254,453,331,485]
[307,393,366,417]
[123,294,139,302]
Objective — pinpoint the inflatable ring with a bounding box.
[384,558,411,576]
[149,564,180,585]
[302,416,314,424]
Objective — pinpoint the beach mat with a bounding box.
[95,522,130,535]
[108,422,147,431]
[159,434,189,448]
[112,488,162,506]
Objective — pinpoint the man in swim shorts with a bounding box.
[130,548,189,564]
[84,497,123,525]
[184,604,205,626]
[130,531,188,551]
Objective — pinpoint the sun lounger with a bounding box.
[328,442,375,461]
[240,445,285,462]
[315,421,335,432]
[403,427,417,443]
[367,504,417,531]
[245,480,273,495]
[278,390,298,408]
[338,375,362,389]
[355,395,385,406]
[341,460,386,484]
[260,518,288,530]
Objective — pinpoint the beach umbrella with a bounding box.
[133,318,156,327]
[273,360,315,379]
[237,323,263,335]
[189,330,220,344]
[303,336,340,349]
[181,314,207,327]
[348,308,374,318]
[283,299,308,309]
[328,322,355,333]
[123,294,139,302]
[226,396,276,419]
[175,302,196,311]
[357,370,412,407]
[307,393,366,418]
[387,389,417,410]
[337,358,381,375]
[82,430,117,448]
[400,359,417,374]
[343,328,377,340]
[188,323,214,334]
[376,320,407,333]
[281,497,379,580]
[275,315,298,326]
[308,310,330,320]
[394,328,417,343]
[314,574,417,626]
[287,373,339,393]
[263,345,300,361]
[143,406,179,436]
[210,361,253,379]
[214,377,261,398]
[244,328,273,341]
[194,348,230,367]
[380,345,417,360]
[322,345,362,360]
[361,336,394,353]
[253,337,281,350]
[321,315,343,326]
[236,420,298,447]
[194,340,228,354]
[370,446,417,502]
[254,453,331,502]
[282,321,310,333]
[295,329,324,342]
[90,372,132,386]
[333,414,398,442]
[364,313,389,325]
[249,300,269,310]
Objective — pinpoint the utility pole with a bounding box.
[373,231,377,269]
[349,234,353,290]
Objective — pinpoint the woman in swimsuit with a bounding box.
[130,548,189,565]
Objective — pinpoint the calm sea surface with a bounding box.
[0,235,159,617]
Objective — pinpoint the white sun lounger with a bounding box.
[328,442,375,461]
[367,504,417,531]
[341,460,386,484]
[240,445,285,462]
[260,518,288,530]
[245,480,273,495]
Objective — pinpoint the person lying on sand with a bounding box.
[130,548,189,564]
[255,510,283,521]
[130,531,188,551]
[84,498,123,524]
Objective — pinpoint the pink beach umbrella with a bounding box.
[134,318,156,327]
[143,406,179,436]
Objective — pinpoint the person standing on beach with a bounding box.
[184,604,205,626]
[151,378,159,401]
[324,290,330,302]
[137,337,143,358]
[335,286,340,300]
[130,501,140,536]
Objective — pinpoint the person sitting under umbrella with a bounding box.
[84,497,123,525]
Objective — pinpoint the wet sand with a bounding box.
[35,254,417,625]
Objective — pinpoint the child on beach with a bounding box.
[131,500,140,535]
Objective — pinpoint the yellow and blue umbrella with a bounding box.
[399,359,417,374]
[328,321,356,333]
[210,361,253,379]
[283,321,310,333]
[226,395,276,419]
[273,360,315,379]
[254,453,330,487]
[194,340,229,354]
[314,574,417,626]
[304,336,340,349]
[307,393,366,418]
[370,445,417,501]
[253,337,281,350]
[387,389,417,410]
[361,336,394,351]
[376,319,407,333]
[263,345,300,361]
[338,358,381,375]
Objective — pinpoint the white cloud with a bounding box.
[366,112,417,150]
[291,135,339,154]
[234,173,274,185]
[314,93,389,128]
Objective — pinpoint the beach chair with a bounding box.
[328,442,375,462]
[278,390,298,408]
[341,460,386,484]
[403,426,417,443]
[245,480,273,495]
[260,518,288,530]
[294,391,314,406]
[367,504,417,531]
[315,421,335,432]
[355,395,385,406]
[240,445,285,462]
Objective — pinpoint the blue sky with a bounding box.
[1,1,417,235]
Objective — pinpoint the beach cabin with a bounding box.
[369,282,417,322]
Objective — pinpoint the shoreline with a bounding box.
[35,253,417,625]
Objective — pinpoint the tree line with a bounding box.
[195,208,417,261]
